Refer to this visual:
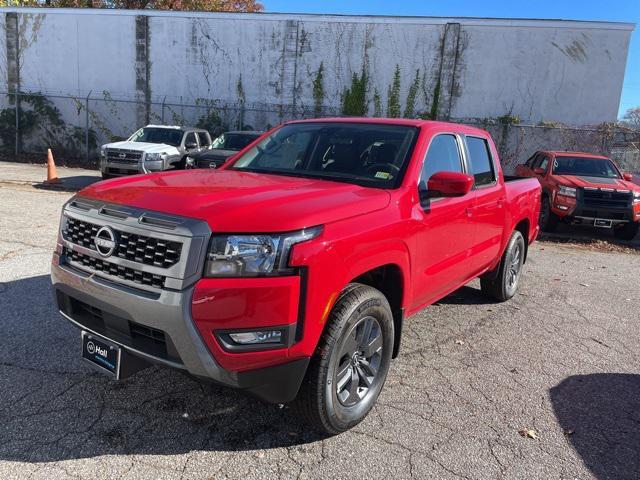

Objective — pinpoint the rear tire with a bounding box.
[613,222,639,241]
[539,196,558,232]
[481,230,526,302]
[292,283,394,435]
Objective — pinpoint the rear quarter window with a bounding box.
[466,136,496,187]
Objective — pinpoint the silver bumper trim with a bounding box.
[52,260,237,386]
[61,310,185,371]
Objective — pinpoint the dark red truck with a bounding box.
[516,151,640,240]
[51,118,540,433]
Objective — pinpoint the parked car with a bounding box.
[186,130,262,169]
[100,125,212,179]
[52,118,541,434]
[516,151,640,240]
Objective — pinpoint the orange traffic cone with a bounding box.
[44,148,61,184]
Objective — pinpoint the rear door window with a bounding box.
[466,136,496,187]
[197,132,210,148]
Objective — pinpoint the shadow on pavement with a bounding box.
[33,175,101,192]
[436,285,493,306]
[538,222,640,251]
[0,275,325,464]
[550,374,640,480]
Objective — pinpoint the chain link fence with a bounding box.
[1,91,639,174]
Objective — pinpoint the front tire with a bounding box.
[481,230,526,302]
[292,283,394,434]
[613,222,639,241]
[539,196,558,232]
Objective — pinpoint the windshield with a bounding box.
[128,127,183,147]
[228,122,418,188]
[553,156,621,179]
[212,133,260,151]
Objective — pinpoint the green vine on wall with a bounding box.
[236,74,247,130]
[0,94,97,158]
[312,62,325,117]
[341,64,368,117]
[372,88,382,117]
[386,65,401,118]
[403,69,421,119]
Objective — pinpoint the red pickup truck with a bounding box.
[516,151,640,240]
[51,118,540,434]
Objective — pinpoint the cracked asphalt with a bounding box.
[1,176,639,480]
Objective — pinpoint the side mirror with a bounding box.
[623,172,633,181]
[185,141,198,150]
[533,167,546,175]
[425,171,475,198]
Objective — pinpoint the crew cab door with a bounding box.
[411,133,477,307]
[463,135,506,271]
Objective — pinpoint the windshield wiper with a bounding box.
[232,167,386,187]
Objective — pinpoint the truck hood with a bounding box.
[78,170,391,232]
[554,175,639,191]
[104,141,179,154]
[192,148,237,160]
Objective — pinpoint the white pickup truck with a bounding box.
[100,125,212,179]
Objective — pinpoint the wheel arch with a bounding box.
[350,263,406,359]
[514,218,530,263]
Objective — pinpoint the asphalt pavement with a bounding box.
[0,168,639,480]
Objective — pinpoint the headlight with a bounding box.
[633,191,640,204]
[557,186,577,198]
[204,226,322,277]
[145,152,165,162]
[100,146,107,158]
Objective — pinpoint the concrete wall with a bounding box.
[0,8,634,133]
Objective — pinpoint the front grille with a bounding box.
[61,294,174,361]
[65,248,166,289]
[130,322,167,346]
[196,156,227,168]
[582,189,631,209]
[63,217,182,268]
[105,149,143,164]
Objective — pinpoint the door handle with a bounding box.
[466,207,474,217]
[497,198,505,208]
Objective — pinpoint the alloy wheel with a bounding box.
[507,244,522,289]
[335,316,384,407]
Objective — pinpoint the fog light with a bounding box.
[216,326,291,352]
[229,330,282,345]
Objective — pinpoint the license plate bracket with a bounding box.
[82,331,121,378]
[594,218,613,228]
[81,331,151,380]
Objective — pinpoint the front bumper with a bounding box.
[101,159,164,176]
[551,190,638,225]
[51,258,309,403]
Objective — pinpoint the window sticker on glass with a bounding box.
[375,171,391,180]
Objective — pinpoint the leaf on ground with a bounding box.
[518,428,538,439]
[563,428,575,436]
[454,339,465,345]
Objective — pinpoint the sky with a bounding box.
[265,0,639,119]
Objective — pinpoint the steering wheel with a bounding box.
[365,163,400,175]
